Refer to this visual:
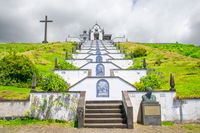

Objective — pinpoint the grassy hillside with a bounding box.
[118,42,200,99]
[0,42,199,100]
[0,42,78,100]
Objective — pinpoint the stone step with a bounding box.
[86,104,122,109]
[85,113,125,118]
[85,118,126,123]
[85,109,123,113]
[84,123,127,128]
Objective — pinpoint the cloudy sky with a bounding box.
[0,0,200,45]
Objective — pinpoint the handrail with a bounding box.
[122,91,133,129]
[77,91,86,128]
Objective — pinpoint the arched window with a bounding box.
[96,79,109,97]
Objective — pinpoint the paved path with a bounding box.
[0,124,199,133]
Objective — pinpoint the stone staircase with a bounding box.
[84,101,127,128]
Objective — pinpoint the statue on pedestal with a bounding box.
[141,87,161,125]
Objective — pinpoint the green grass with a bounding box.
[0,118,67,127]
[0,86,30,100]
[183,123,200,131]
[119,42,200,99]
[0,42,78,100]
[144,43,200,59]
[21,42,79,75]
[162,121,174,126]
[0,43,41,59]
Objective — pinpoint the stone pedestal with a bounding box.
[141,102,161,125]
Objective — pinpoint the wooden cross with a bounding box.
[40,15,53,43]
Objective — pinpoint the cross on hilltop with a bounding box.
[40,15,53,43]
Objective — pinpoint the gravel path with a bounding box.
[0,124,199,133]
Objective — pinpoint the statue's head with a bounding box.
[146,87,152,96]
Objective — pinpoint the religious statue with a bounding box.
[142,87,156,102]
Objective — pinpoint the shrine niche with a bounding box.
[96,64,105,76]
[96,79,109,97]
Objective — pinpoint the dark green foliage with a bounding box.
[134,70,164,91]
[42,73,68,92]
[0,53,37,88]
[133,47,147,57]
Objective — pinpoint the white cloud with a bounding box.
[0,0,199,45]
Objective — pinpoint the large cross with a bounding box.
[40,15,53,43]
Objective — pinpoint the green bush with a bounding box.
[57,59,79,70]
[42,73,68,92]
[134,70,164,91]
[133,47,147,57]
[0,53,37,88]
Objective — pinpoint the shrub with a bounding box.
[42,73,68,92]
[134,70,164,91]
[57,59,78,70]
[133,47,147,57]
[0,53,37,87]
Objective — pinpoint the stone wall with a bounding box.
[30,92,80,121]
[0,92,80,121]
[0,100,30,118]
[128,91,200,122]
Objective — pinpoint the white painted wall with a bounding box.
[108,59,133,69]
[30,92,80,121]
[128,91,200,122]
[81,63,120,76]
[86,54,113,62]
[0,101,30,117]
[113,70,147,84]
[89,50,108,54]
[106,50,120,53]
[72,54,90,59]
[54,70,89,85]
[181,99,200,121]
[82,46,89,49]
[69,77,136,101]
[66,59,91,67]
[90,47,105,50]
[108,53,125,59]
[128,91,179,122]
[90,24,103,40]
[76,49,90,53]
[106,47,117,50]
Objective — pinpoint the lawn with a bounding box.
[0,42,78,100]
[118,42,200,99]
[0,42,199,99]
[0,86,30,100]
[0,118,68,127]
